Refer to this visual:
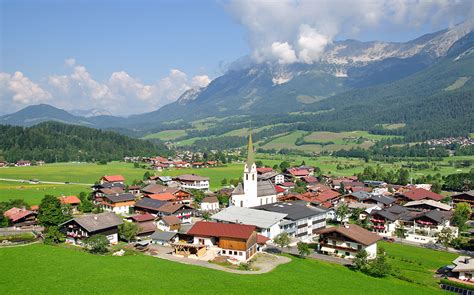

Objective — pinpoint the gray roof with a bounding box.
[348,191,370,201]
[258,171,281,181]
[369,195,396,205]
[135,198,167,210]
[255,202,327,221]
[404,199,452,211]
[232,180,276,198]
[150,231,178,241]
[104,193,135,203]
[63,212,123,233]
[452,190,474,197]
[453,256,474,272]
[211,206,287,229]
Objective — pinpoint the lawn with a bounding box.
[0,244,443,294]
[0,162,245,191]
[381,242,458,288]
[0,181,89,205]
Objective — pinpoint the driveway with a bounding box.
[266,246,351,266]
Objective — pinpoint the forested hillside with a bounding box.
[0,122,169,162]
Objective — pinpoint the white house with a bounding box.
[317,224,382,259]
[211,206,287,239]
[173,174,210,191]
[230,134,277,208]
[452,256,474,280]
[200,196,219,211]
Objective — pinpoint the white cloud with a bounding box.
[0,72,51,112]
[64,58,76,67]
[191,75,211,88]
[227,0,474,64]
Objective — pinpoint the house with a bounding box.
[403,199,452,211]
[452,191,474,209]
[156,203,194,223]
[0,161,8,167]
[100,175,125,185]
[150,231,179,245]
[256,167,273,174]
[60,212,123,245]
[4,207,37,227]
[142,184,192,204]
[301,176,319,185]
[200,196,219,211]
[344,191,371,203]
[258,171,285,185]
[128,185,141,195]
[370,205,457,243]
[317,224,382,259]
[156,215,181,232]
[285,168,311,179]
[128,213,157,236]
[15,160,31,167]
[211,206,287,239]
[182,221,258,262]
[363,195,396,208]
[452,256,474,280]
[230,135,277,207]
[147,193,178,202]
[396,188,444,203]
[255,201,327,241]
[59,195,81,213]
[173,174,210,191]
[99,193,136,214]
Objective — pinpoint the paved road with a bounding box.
[0,178,93,186]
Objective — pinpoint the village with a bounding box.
[2,134,474,290]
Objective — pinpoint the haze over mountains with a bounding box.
[1,21,473,139]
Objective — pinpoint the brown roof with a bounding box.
[257,234,270,245]
[141,184,169,194]
[148,193,176,201]
[202,196,218,203]
[101,175,125,182]
[99,187,124,195]
[158,203,185,214]
[130,213,156,222]
[138,221,156,234]
[400,188,443,201]
[4,207,36,222]
[188,221,255,240]
[161,215,181,226]
[59,195,81,205]
[317,224,382,246]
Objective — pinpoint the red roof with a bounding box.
[161,215,181,226]
[4,207,35,222]
[257,234,270,245]
[130,213,155,222]
[188,221,255,240]
[274,185,285,193]
[257,167,273,174]
[351,187,371,193]
[287,168,310,176]
[314,190,341,202]
[59,195,81,205]
[401,188,443,201]
[302,176,318,183]
[280,182,295,187]
[101,175,125,182]
[147,193,176,201]
[30,205,39,211]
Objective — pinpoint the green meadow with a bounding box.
[141,130,187,141]
[0,243,446,294]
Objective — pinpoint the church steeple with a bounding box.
[246,133,255,168]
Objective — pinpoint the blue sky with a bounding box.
[0,0,472,115]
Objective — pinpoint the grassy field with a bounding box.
[142,130,187,141]
[259,130,401,153]
[0,244,444,294]
[0,181,89,205]
[381,241,458,288]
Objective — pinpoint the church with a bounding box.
[230,134,277,208]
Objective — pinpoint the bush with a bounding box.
[440,278,474,291]
[43,227,65,245]
[237,263,251,271]
[84,234,109,254]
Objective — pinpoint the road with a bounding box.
[266,246,351,266]
[0,178,93,186]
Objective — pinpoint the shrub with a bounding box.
[84,234,109,254]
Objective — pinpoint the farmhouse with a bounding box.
[128,213,157,236]
[173,174,210,191]
[258,171,285,185]
[396,188,444,203]
[60,212,123,245]
[230,134,277,208]
[452,190,474,209]
[180,221,258,262]
[200,196,219,211]
[211,206,287,239]
[452,256,474,280]
[59,195,81,213]
[255,201,327,241]
[151,231,179,245]
[403,199,452,211]
[100,175,125,185]
[15,160,31,167]
[317,224,382,259]
[156,215,182,232]
[4,207,37,227]
[99,193,136,214]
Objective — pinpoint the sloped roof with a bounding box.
[147,193,176,201]
[130,213,155,222]
[202,196,219,203]
[369,195,396,205]
[211,206,287,228]
[257,180,277,197]
[404,199,451,211]
[346,191,371,201]
[158,203,188,214]
[134,198,167,210]
[161,215,181,225]
[174,174,209,181]
[453,256,474,272]
[317,224,382,246]
[141,183,169,194]
[4,207,36,222]
[150,231,178,242]
[257,234,270,245]
[103,193,136,203]
[287,168,310,176]
[59,195,81,205]
[101,175,125,182]
[256,167,273,174]
[400,188,443,201]
[255,202,327,221]
[63,212,123,233]
[188,221,255,240]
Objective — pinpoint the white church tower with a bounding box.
[243,133,258,201]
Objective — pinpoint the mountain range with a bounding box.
[1,21,473,139]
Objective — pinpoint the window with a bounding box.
[252,174,255,180]
[240,201,243,207]
[222,250,226,254]
[238,252,243,256]
[357,245,362,250]
[345,252,350,256]
[246,174,248,180]
[234,251,238,255]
